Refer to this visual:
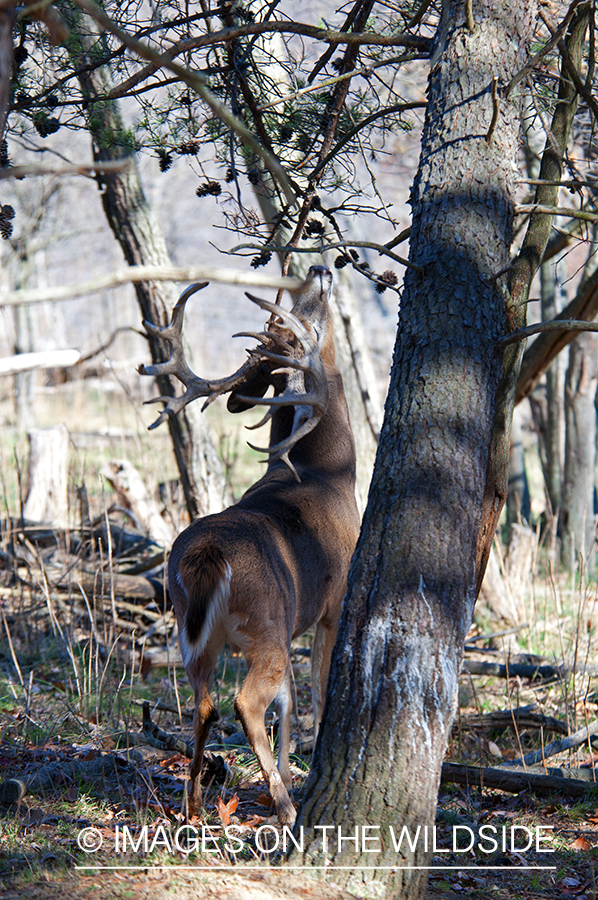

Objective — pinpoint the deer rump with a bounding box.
[173,483,352,666]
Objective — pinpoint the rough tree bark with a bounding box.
[293,3,587,898]
[67,14,229,521]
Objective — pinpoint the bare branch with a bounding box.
[515,204,598,223]
[498,318,598,348]
[0,349,81,375]
[106,21,430,100]
[309,101,426,182]
[505,0,583,98]
[0,159,131,180]
[501,718,598,768]
[1,266,303,307]
[256,56,417,112]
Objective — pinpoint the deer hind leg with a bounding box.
[234,651,296,826]
[274,664,292,791]
[186,654,219,816]
[311,615,339,742]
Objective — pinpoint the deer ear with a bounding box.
[227,365,271,413]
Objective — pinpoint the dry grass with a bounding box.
[0,380,597,898]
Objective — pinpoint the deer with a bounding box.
[139,265,359,826]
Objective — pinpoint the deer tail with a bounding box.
[177,541,231,665]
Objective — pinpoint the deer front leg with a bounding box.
[234,655,296,826]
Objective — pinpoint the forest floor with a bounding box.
[1,406,597,899]
[1,543,597,900]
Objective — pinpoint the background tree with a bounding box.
[66,10,230,519]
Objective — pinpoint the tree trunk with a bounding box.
[295,2,538,896]
[523,107,566,514]
[562,330,598,571]
[506,404,530,526]
[67,13,229,521]
[0,3,15,140]
[539,261,567,513]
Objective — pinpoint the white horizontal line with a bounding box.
[75,864,557,871]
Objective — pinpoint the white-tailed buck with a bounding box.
[139,266,359,825]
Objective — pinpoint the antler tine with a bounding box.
[243,292,330,479]
[244,293,314,351]
[139,282,266,428]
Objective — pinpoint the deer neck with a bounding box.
[267,359,356,488]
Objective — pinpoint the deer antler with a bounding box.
[138,283,329,478]
[238,294,329,480]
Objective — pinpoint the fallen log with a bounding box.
[441,761,596,798]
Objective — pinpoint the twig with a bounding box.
[465,0,475,32]
[77,326,143,364]
[485,76,499,143]
[497,319,598,348]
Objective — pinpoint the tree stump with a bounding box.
[23,425,70,526]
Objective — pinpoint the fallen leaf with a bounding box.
[256,793,275,809]
[242,815,266,827]
[570,836,592,851]
[217,794,239,826]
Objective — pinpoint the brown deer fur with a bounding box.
[167,267,359,826]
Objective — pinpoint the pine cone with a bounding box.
[158,151,173,172]
[178,139,199,156]
[334,254,350,269]
[0,204,15,240]
[196,181,222,197]
[251,251,272,268]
